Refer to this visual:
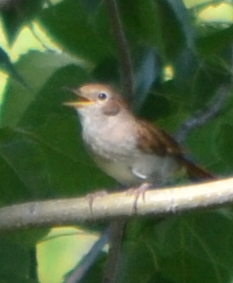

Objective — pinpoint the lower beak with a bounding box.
[64,100,94,108]
[64,89,95,108]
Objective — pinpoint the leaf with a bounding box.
[215,122,233,170]
[145,0,185,59]
[39,0,115,62]
[155,212,233,283]
[0,50,87,127]
[0,127,52,204]
[80,0,102,13]
[198,24,233,56]
[166,0,196,51]
[118,0,158,46]
[1,0,44,45]
[184,121,218,169]
[123,211,233,283]
[33,115,115,196]
[38,227,102,283]
[0,47,28,87]
[0,235,31,282]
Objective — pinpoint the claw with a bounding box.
[86,190,108,213]
[127,183,152,212]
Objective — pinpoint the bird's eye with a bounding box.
[98,92,108,100]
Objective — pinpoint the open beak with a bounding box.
[63,87,95,108]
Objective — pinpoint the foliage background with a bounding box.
[0,0,233,282]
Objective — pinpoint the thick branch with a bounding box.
[0,177,233,232]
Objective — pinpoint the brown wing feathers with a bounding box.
[137,120,183,156]
[137,120,215,180]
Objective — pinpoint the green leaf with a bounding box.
[119,0,158,47]
[166,0,196,51]
[80,0,102,13]
[123,211,233,283]
[198,24,233,56]
[0,235,32,282]
[215,122,233,170]
[39,0,115,62]
[155,212,233,283]
[0,127,52,204]
[0,47,28,87]
[1,0,44,45]
[0,50,87,127]
[185,121,218,169]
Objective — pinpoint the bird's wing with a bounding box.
[136,120,183,156]
[136,120,215,180]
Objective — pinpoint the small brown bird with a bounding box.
[65,83,214,187]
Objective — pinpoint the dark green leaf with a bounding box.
[0,235,30,281]
[0,50,86,127]
[166,0,196,51]
[216,122,233,170]
[39,0,115,62]
[155,212,233,283]
[0,127,52,204]
[80,0,103,13]
[0,47,28,87]
[198,24,233,56]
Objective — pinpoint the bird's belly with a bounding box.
[132,153,180,186]
[93,152,180,186]
[93,154,139,185]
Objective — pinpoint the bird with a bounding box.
[64,83,214,189]
[64,83,215,282]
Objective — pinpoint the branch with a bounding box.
[105,0,134,102]
[64,227,110,283]
[1,177,233,232]
[175,85,229,143]
[103,219,125,283]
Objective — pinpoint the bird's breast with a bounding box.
[80,116,180,186]
[82,117,137,160]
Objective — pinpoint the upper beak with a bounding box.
[63,87,95,108]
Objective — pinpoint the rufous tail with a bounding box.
[178,156,215,181]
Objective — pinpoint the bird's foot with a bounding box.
[127,182,152,212]
[86,190,108,213]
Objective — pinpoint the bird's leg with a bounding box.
[86,185,122,212]
[127,182,152,212]
[86,191,108,213]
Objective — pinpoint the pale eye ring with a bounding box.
[98,92,108,100]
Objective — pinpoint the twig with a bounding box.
[1,177,233,232]
[103,219,126,283]
[105,0,134,103]
[64,227,110,283]
[175,85,229,143]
